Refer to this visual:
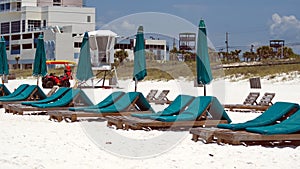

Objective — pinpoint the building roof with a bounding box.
[88,30,117,37]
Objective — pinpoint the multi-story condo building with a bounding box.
[0,0,95,69]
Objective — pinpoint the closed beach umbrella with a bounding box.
[33,34,47,85]
[133,26,147,91]
[196,19,213,96]
[76,32,93,82]
[0,36,9,84]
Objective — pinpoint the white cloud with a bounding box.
[270,13,300,41]
[100,20,137,37]
[120,20,136,31]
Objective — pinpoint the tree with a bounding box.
[276,46,295,59]
[15,56,20,69]
[243,51,257,62]
[114,49,128,65]
[256,46,274,60]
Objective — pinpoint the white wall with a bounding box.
[54,33,74,61]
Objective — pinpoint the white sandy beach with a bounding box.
[0,76,300,169]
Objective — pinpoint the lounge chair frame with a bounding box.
[0,87,42,108]
[146,89,158,101]
[214,130,300,145]
[190,103,299,144]
[48,95,150,122]
[148,90,171,104]
[4,91,91,115]
[106,102,227,130]
[224,92,275,111]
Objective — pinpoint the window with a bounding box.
[33,33,43,48]
[53,0,61,6]
[11,44,20,55]
[74,42,82,48]
[5,3,10,10]
[28,20,41,31]
[22,20,25,32]
[0,4,4,12]
[74,53,79,59]
[34,32,43,38]
[22,43,32,49]
[11,34,21,40]
[17,2,21,11]
[1,22,10,34]
[11,21,21,33]
[43,20,46,27]
[87,16,91,22]
[22,33,32,39]
[4,36,9,50]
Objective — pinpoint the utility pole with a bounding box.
[225,32,229,54]
[225,32,229,60]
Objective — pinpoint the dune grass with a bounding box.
[8,60,300,81]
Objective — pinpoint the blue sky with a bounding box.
[86,0,300,53]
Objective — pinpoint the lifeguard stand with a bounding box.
[270,40,284,58]
[88,30,118,88]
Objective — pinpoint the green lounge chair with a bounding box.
[0,84,11,96]
[0,85,47,102]
[0,84,29,99]
[68,91,125,111]
[83,92,152,113]
[48,92,153,122]
[208,108,300,145]
[246,109,300,135]
[155,96,231,123]
[21,87,71,106]
[4,87,71,114]
[217,102,299,130]
[108,96,231,130]
[31,88,93,108]
[131,94,195,119]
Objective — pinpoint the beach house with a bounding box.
[0,0,95,69]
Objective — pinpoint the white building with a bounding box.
[0,0,95,69]
[115,39,167,61]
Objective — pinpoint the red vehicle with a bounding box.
[42,60,75,88]
[42,73,71,88]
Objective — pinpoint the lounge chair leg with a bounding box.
[71,114,77,122]
[116,123,123,130]
[191,134,199,142]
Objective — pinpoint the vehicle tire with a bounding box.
[46,81,54,88]
[62,80,70,87]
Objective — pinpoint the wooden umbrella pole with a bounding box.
[134,77,137,92]
[37,76,39,85]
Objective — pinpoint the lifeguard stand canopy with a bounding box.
[88,30,117,70]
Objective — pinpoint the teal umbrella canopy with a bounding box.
[133,26,147,81]
[33,34,47,77]
[76,32,93,82]
[0,36,9,76]
[196,19,213,85]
